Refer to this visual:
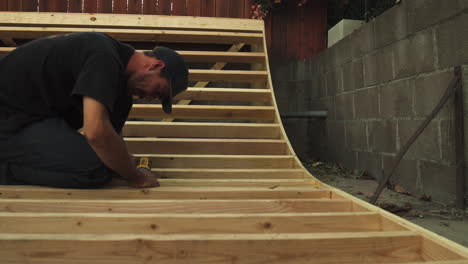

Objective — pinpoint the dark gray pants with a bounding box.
[0,117,114,188]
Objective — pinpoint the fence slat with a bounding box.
[39,0,67,12]
[97,0,113,13]
[143,0,157,14]
[68,0,83,12]
[22,0,38,11]
[7,0,22,11]
[172,0,186,16]
[83,0,98,13]
[215,0,229,17]
[127,0,142,14]
[244,0,252,19]
[187,0,201,16]
[201,0,215,17]
[113,0,127,13]
[229,0,243,18]
[0,1,7,11]
[157,0,171,15]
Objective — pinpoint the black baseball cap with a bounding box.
[150,46,188,114]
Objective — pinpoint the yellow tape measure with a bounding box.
[136,157,151,170]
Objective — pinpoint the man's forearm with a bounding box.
[86,129,138,181]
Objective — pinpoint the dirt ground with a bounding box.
[302,161,468,247]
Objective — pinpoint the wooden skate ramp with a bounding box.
[0,12,467,263]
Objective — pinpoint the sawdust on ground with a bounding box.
[302,161,468,247]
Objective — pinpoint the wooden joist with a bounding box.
[0,186,334,200]
[0,48,267,64]
[0,12,264,32]
[125,138,288,155]
[146,179,317,187]
[150,168,305,179]
[122,122,279,139]
[0,212,405,234]
[173,88,272,102]
[178,51,266,63]
[189,69,268,82]
[0,199,364,214]
[0,232,443,264]
[129,105,276,121]
[0,26,263,44]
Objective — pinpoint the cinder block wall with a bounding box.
[272,0,468,205]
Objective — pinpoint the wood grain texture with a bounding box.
[131,154,298,169]
[129,105,275,120]
[0,199,360,214]
[0,212,403,234]
[0,187,333,200]
[0,232,426,264]
[122,122,279,138]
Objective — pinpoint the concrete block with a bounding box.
[345,120,368,151]
[437,13,468,68]
[337,150,357,170]
[335,93,354,120]
[318,74,327,98]
[374,1,408,48]
[398,120,440,161]
[325,121,346,160]
[350,21,376,59]
[334,35,353,66]
[414,70,454,118]
[356,151,383,179]
[328,19,365,48]
[394,29,435,79]
[307,119,327,159]
[325,46,338,72]
[408,0,463,34]
[440,119,456,164]
[419,160,457,204]
[342,59,364,92]
[368,120,397,153]
[326,68,342,96]
[283,119,310,159]
[354,87,379,119]
[321,97,336,121]
[383,155,420,195]
[380,78,414,118]
[363,52,379,87]
[377,46,394,83]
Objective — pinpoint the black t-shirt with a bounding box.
[0,32,135,136]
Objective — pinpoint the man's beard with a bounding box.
[127,73,149,98]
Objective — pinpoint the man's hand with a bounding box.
[129,169,160,188]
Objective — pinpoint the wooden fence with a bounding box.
[0,0,327,59]
[0,0,253,17]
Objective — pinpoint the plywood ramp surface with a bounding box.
[0,12,467,263]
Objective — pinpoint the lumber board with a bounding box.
[0,26,263,44]
[177,51,266,63]
[0,12,264,32]
[0,212,407,234]
[122,122,279,139]
[0,187,333,200]
[128,104,276,120]
[0,232,435,264]
[124,138,288,155]
[0,199,364,214]
[0,48,266,64]
[172,88,272,102]
[144,179,318,187]
[189,69,268,82]
[150,168,305,179]
[132,154,298,169]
